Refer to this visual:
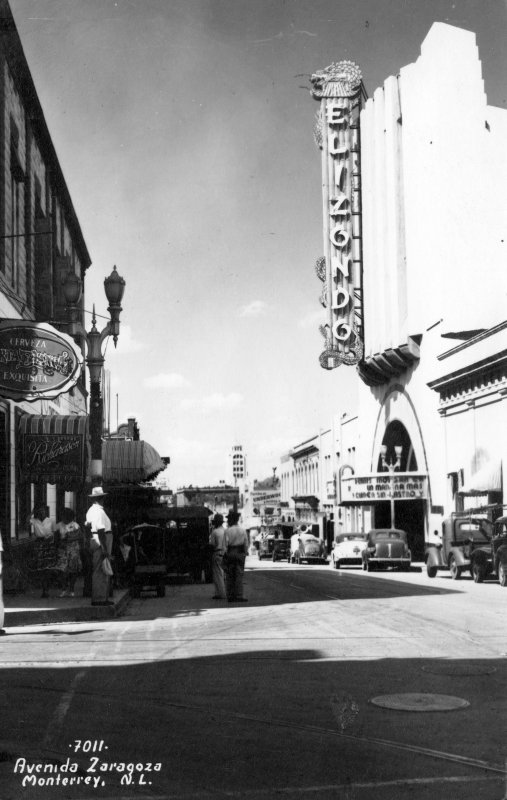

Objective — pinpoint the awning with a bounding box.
[18,414,89,488]
[102,439,165,485]
[460,461,502,495]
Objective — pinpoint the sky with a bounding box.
[8,0,507,487]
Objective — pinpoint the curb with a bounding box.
[3,589,131,628]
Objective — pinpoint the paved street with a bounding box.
[1,558,507,799]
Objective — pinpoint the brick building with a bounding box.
[0,0,91,546]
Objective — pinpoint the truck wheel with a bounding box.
[498,560,507,587]
[472,561,486,583]
[449,556,462,580]
[426,563,437,578]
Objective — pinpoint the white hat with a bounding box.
[89,486,107,498]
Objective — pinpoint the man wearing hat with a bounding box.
[223,511,249,602]
[86,486,113,606]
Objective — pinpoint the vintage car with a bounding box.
[468,514,507,585]
[271,539,290,562]
[257,536,276,560]
[361,529,411,571]
[425,513,490,580]
[290,532,327,565]
[331,532,367,569]
[120,523,167,598]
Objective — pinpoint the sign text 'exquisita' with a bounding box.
[311,61,364,370]
[0,321,82,401]
[341,473,428,503]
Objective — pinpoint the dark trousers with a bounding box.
[224,547,246,600]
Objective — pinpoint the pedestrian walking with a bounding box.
[31,505,56,598]
[223,511,249,602]
[85,487,113,607]
[209,513,226,599]
[55,508,83,597]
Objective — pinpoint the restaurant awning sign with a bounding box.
[341,473,428,503]
[19,415,89,488]
[0,320,83,401]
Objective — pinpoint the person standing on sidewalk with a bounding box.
[85,487,113,607]
[209,513,226,600]
[31,505,56,598]
[55,508,83,597]
[223,511,249,603]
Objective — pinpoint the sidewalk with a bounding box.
[2,576,131,628]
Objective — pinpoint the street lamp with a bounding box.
[62,266,126,480]
[380,444,403,528]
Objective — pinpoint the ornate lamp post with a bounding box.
[62,266,126,480]
[380,444,403,528]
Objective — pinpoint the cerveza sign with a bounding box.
[0,320,82,400]
[341,473,428,503]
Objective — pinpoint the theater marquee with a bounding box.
[311,61,364,370]
[341,474,428,503]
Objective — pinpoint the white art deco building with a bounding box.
[313,22,507,560]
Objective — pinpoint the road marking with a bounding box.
[42,669,86,748]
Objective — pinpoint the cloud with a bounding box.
[297,309,325,329]
[144,372,190,390]
[181,392,243,413]
[105,324,144,354]
[238,300,269,318]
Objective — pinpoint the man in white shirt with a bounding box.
[223,511,249,602]
[85,486,113,606]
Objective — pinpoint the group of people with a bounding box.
[30,485,115,607]
[209,511,249,602]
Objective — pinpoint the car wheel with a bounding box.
[131,585,141,599]
[449,556,462,580]
[334,559,340,570]
[366,561,374,572]
[498,560,507,587]
[156,582,166,598]
[426,563,437,578]
[472,560,486,583]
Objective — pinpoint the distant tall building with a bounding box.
[227,444,247,485]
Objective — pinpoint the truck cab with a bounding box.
[469,514,507,585]
[425,513,490,580]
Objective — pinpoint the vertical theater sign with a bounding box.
[311,61,364,370]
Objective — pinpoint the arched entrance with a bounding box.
[373,419,427,561]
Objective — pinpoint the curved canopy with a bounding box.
[102,439,165,484]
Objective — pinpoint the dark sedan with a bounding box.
[362,529,411,572]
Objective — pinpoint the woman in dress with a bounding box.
[55,508,83,597]
[31,505,56,598]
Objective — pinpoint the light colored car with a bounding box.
[331,532,367,569]
[290,532,327,565]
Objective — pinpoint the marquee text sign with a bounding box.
[311,61,364,370]
[0,320,83,400]
[341,474,428,503]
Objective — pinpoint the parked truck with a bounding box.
[425,511,491,580]
[468,513,507,585]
